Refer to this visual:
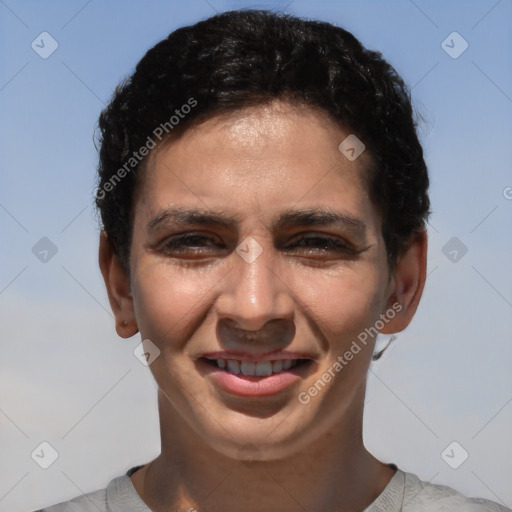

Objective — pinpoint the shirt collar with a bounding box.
[106,467,151,512]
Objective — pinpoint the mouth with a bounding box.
[197,357,315,397]
[203,357,310,376]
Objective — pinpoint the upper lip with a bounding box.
[201,350,314,363]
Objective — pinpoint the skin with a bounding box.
[99,100,427,512]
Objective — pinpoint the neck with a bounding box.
[131,388,395,512]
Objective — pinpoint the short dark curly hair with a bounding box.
[95,9,430,273]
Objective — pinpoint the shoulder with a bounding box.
[30,486,107,512]
[30,467,147,512]
[402,471,511,511]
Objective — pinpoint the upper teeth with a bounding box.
[216,359,298,376]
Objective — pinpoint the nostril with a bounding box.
[216,319,295,353]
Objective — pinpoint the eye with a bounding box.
[158,233,363,261]
[287,235,358,257]
[161,233,224,256]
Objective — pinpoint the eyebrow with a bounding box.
[147,206,367,241]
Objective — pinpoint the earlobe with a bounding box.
[380,229,428,335]
[98,231,139,338]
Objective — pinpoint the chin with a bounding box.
[196,405,320,462]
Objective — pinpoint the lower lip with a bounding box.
[197,358,312,397]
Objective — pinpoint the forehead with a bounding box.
[137,101,378,231]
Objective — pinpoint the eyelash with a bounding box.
[160,233,358,257]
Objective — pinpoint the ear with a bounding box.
[380,229,428,334]
[98,231,138,338]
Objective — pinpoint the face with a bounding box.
[102,101,425,461]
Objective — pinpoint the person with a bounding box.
[34,9,510,512]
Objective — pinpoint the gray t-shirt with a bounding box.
[34,465,511,511]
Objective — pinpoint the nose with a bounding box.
[215,239,295,353]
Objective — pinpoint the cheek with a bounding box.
[131,259,223,347]
[297,263,387,341]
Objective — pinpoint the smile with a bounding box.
[198,357,314,397]
[208,358,303,376]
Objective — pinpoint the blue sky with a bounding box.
[1,1,511,510]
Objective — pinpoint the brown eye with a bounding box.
[161,234,223,255]
[289,236,357,255]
